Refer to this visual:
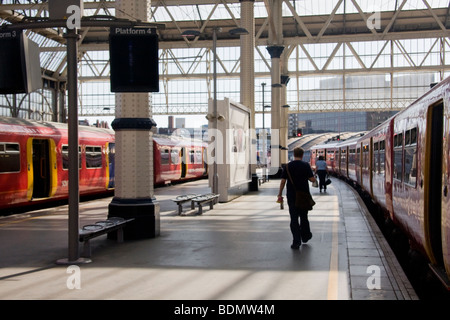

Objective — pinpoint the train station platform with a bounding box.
[0,176,417,302]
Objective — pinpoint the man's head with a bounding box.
[293,147,304,159]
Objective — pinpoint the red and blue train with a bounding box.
[309,77,450,289]
[0,117,207,211]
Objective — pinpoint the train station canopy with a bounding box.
[1,0,450,120]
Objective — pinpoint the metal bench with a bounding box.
[171,194,200,215]
[191,193,220,215]
[79,217,135,258]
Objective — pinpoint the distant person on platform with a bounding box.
[277,147,317,249]
[315,155,328,192]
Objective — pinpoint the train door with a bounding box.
[181,147,187,178]
[426,102,444,266]
[31,139,51,198]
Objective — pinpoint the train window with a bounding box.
[171,149,180,165]
[405,128,417,145]
[410,128,417,144]
[373,142,379,173]
[340,148,346,168]
[161,149,169,165]
[62,145,82,170]
[362,144,369,169]
[404,145,417,187]
[0,142,20,173]
[86,146,103,168]
[349,148,355,165]
[394,133,403,147]
[393,134,403,181]
[195,150,202,164]
[379,140,385,175]
[189,150,195,164]
[404,128,418,187]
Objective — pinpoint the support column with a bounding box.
[280,51,290,166]
[266,45,284,177]
[239,0,258,190]
[108,0,160,239]
[266,0,285,177]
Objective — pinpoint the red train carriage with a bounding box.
[310,139,352,179]
[308,77,450,287]
[354,80,450,284]
[153,134,208,185]
[310,142,338,173]
[336,136,359,184]
[357,117,394,216]
[0,117,115,210]
[0,117,208,211]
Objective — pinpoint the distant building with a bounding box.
[288,111,396,136]
[288,73,435,136]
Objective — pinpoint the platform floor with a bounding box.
[0,177,417,300]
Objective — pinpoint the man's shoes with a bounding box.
[302,233,313,243]
[290,243,300,249]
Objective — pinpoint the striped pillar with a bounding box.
[108,0,160,239]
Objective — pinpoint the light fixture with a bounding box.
[281,75,290,85]
[282,104,290,108]
[229,27,249,36]
[181,30,201,38]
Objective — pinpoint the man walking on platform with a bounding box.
[277,147,317,249]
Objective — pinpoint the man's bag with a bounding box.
[295,190,316,211]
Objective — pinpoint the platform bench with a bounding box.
[172,194,200,215]
[79,217,135,258]
[191,193,220,215]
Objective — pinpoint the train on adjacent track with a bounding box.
[0,117,207,212]
[309,77,450,289]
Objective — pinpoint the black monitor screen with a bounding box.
[0,35,26,94]
[110,33,159,93]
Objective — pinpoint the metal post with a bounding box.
[57,28,90,264]
[212,27,219,200]
[262,82,266,182]
[67,29,79,262]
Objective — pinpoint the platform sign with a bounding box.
[0,30,42,94]
[0,31,25,94]
[109,27,159,93]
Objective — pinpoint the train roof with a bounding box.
[153,133,207,147]
[310,132,366,150]
[0,116,114,137]
[292,131,366,151]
